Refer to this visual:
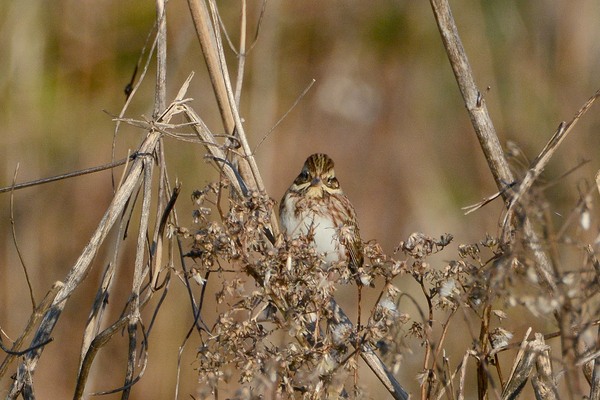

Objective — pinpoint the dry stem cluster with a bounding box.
[1,1,600,400]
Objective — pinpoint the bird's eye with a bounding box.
[326,176,339,188]
[298,170,310,182]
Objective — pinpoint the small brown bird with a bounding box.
[279,153,363,281]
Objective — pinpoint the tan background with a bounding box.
[1,1,600,398]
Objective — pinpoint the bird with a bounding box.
[279,153,364,283]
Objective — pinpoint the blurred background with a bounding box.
[1,1,600,398]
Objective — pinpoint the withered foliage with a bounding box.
[182,170,600,399]
[185,181,415,398]
[4,1,600,399]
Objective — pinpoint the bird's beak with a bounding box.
[310,177,321,187]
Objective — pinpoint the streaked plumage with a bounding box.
[279,153,363,280]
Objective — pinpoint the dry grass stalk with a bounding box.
[2,1,600,399]
[589,324,600,400]
[532,333,559,400]
[431,0,600,399]
[182,1,412,398]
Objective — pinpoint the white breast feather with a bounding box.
[280,195,345,264]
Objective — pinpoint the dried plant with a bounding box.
[1,1,600,400]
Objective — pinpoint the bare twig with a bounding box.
[429,0,514,189]
[589,324,600,400]
[0,156,133,194]
[187,0,278,236]
[78,172,138,371]
[187,0,235,135]
[75,316,126,399]
[252,78,316,155]
[7,138,160,399]
[150,184,181,287]
[112,15,161,190]
[8,164,35,309]
[0,282,62,378]
[326,298,409,399]
[154,0,167,116]
[7,74,193,397]
[151,0,170,296]
[429,0,558,294]
[477,305,492,399]
[233,0,246,107]
[0,337,52,356]
[120,153,154,399]
[74,306,148,399]
[501,88,600,241]
[532,333,559,400]
[458,351,474,400]
[501,329,551,400]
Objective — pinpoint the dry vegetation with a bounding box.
[1,1,600,399]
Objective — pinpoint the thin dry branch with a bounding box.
[120,154,155,398]
[233,0,246,107]
[187,0,277,234]
[78,167,145,370]
[501,89,600,241]
[458,351,475,400]
[9,164,35,309]
[429,0,559,294]
[589,324,600,400]
[0,283,63,379]
[187,0,235,135]
[7,76,194,397]
[7,140,159,398]
[428,0,513,188]
[501,329,550,400]
[328,298,410,399]
[112,10,162,190]
[183,2,409,397]
[154,0,167,116]
[79,260,117,369]
[532,333,559,400]
[75,314,130,399]
[0,157,132,194]
[151,0,170,296]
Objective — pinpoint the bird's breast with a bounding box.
[280,196,346,264]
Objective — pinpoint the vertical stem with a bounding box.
[234,0,246,107]
[186,0,235,135]
[187,0,279,235]
[428,0,513,188]
[419,279,434,400]
[428,0,557,292]
[477,304,491,400]
[429,5,588,394]
[154,0,167,117]
[589,324,600,400]
[152,0,168,290]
